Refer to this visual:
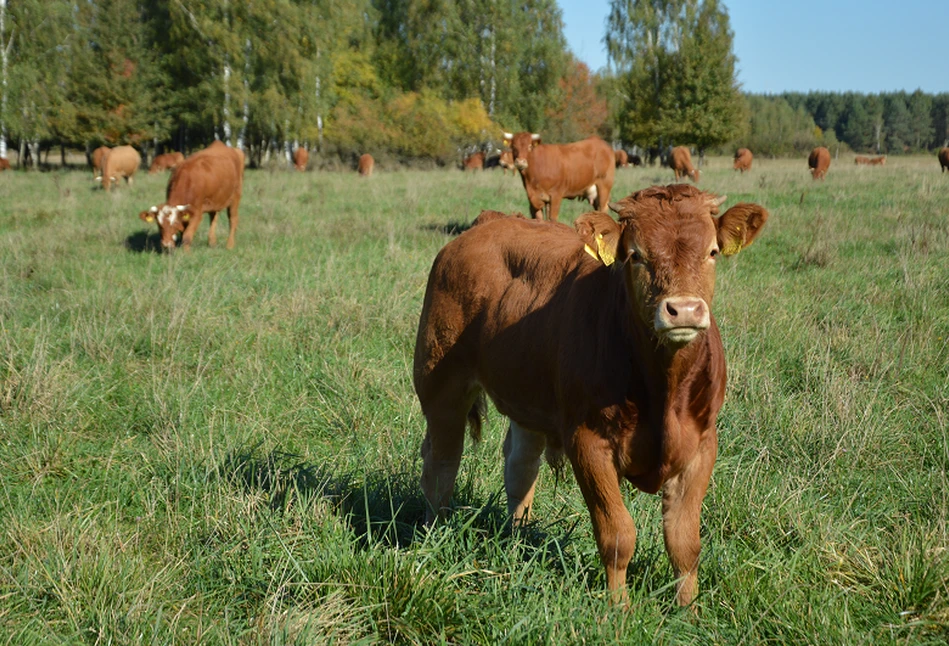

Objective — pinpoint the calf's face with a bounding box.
[139,204,191,251]
[577,186,768,347]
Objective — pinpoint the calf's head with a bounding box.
[139,204,191,251]
[502,131,541,171]
[576,185,767,347]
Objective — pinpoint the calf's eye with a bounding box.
[709,249,719,259]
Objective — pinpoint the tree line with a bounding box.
[1,0,945,170]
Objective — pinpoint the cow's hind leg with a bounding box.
[420,386,482,524]
[226,203,239,249]
[503,420,546,524]
[570,426,636,603]
[593,181,611,212]
[206,211,219,247]
[661,428,717,608]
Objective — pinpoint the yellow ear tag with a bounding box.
[584,243,599,261]
[721,225,743,256]
[146,215,155,222]
[596,233,615,266]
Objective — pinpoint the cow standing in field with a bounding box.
[358,154,374,177]
[293,147,309,171]
[940,148,949,173]
[149,152,185,174]
[463,152,485,171]
[502,131,614,221]
[498,149,515,176]
[809,146,831,180]
[867,156,886,166]
[0,158,10,171]
[669,146,699,183]
[99,146,141,191]
[91,146,110,178]
[733,148,753,173]
[854,155,870,165]
[414,184,768,607]
[615,149,629,168]
[138,141,244,252]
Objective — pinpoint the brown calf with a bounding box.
[808,146,831,179]
[615,149,629,168]
[0,158,10,171]
[670,146,699,183]
[414,184,768,606]
[139,141,244,251]
[99,146,141,191]
[502,131,614,221]
[149,152,185,174]
[293,147,309,171]
[463,152,485,171]
[939,148,949,173]
[498,149,515,176]
[358,153,374,177]
[733,148,753,173]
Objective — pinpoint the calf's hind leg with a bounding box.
[419,387,480,523]
[503,420,546,524]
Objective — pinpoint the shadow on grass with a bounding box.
[124,230,164,254]
[421,221,474,236]
[218,444,582,572]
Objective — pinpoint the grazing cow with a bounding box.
[669,146,699,183]
[463,152,485,171]
[940,148,949,173]
[853,155,870,165]
[498,149,515,176]
[138,141,244,252]
[502,131,614,221]
[629,153,643,167]
[733,148,753,173]
[808,146,831,180]
[358,153,374,177]
[99,145,141,191]
[615,149,629,168]
[91,146,110,178]
[867,155,886,166]
[415,184,768,606]
[149,152,185,174]
[0,158,9,171]
[293,147,309,172]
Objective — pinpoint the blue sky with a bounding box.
[559,0,949,94]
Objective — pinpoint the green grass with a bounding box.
[1,156,948,644]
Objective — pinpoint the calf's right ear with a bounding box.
[575,212,622,266]
[139,206,158,223]
[717,203,769,256]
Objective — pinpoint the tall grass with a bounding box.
[1,156,947,643]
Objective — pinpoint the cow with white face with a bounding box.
[139,141,244,252]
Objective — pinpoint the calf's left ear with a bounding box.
[717,203,769,256]
[575,212,622,266]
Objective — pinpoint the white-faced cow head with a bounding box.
[139,204,191,251]
[502,131,542,171]
[575,185,768,347]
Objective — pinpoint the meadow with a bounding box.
[0,155,947,644]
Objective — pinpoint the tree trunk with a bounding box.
[0,0,9,161]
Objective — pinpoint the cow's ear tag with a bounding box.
[721,225,743,256]
[583,244,599,261]
[596,233,615,266]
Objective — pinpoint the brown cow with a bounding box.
[940,148,949,173]
[867,155,886,166]
[733,148,753,173]
[853,155,870,165]
[498,149,515,175]
[669,146,699,183]
[0,158,10,171]
[138,141,244,251]
[808,146,831,179]
[149,152,185,174]
[358,153,374,177]
[293,147,309,171]
[415,184,768,607]
[615,149,629,168]
[91,146,110,178]
[99,145,141,191]
[502,131,614,221]
[463,151,485,171]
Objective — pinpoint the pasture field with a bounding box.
[1,156,948,644]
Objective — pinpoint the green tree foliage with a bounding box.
[741,95,821,157]
[605,0,745,152]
